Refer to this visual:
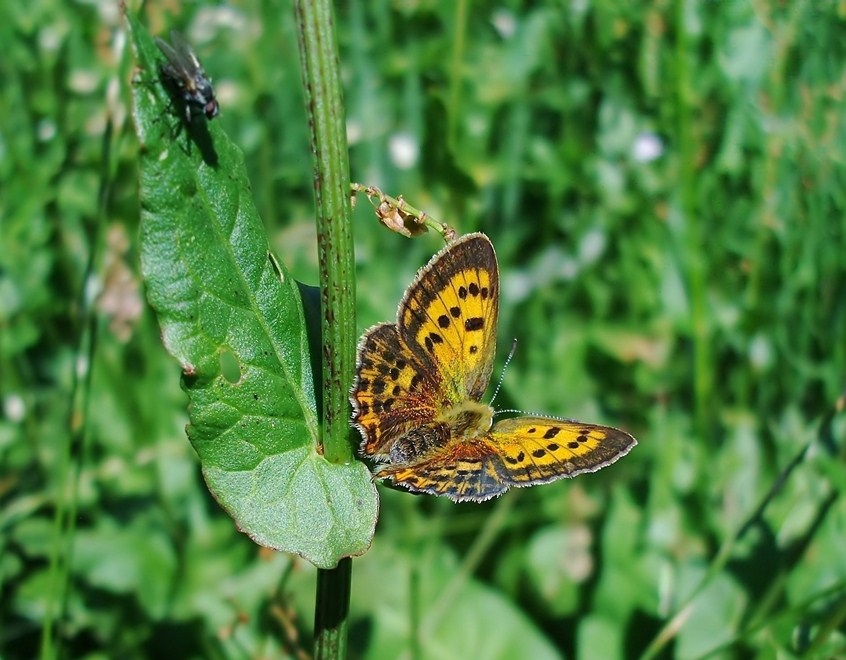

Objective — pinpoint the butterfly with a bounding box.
[155,30,220,123]
[350,233,637,503]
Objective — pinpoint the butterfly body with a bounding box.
[386,400,493,463]
[351,233,636,502]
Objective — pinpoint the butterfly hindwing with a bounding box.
[374,437,510,502]
[489,417,637,484]
[374,417,636,502]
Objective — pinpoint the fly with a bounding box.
[155,30,220,123]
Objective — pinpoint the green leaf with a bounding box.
[72,519,177,619]
[675,566,747,658]
[127,13,376,569]
[525,526,585,617]
[351,543,560,659]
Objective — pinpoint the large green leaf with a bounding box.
[127,13,377,569]
[349,542,560,659]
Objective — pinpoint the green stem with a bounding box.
[40,113,113,660]
[314,558,353,658]
[447,0,468,150]
[293,0,355,470]
[293,0,354,657]
[672,0,711,440]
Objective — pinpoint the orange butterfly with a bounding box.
[351,233,636,502]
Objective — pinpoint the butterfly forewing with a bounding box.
[398,233,499,405]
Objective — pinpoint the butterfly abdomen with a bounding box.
[389,422,451,463]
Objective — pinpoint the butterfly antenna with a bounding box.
[494,409,526,418]
[490,338,518,407]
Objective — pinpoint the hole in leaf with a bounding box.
[268,252,285,282]
[219,348,241,384]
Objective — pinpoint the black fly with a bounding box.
[155,31,220,123]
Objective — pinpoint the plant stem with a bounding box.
[293,0,355,657]
[314,558,353,658]
[672,0,711,440]
[447,0,469,149]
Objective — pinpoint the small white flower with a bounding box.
[578,228,606,265]
[346,119,362,145]
[491,9,517,39]
[388,132,419,170]
[37,120,57,142]
[749,334,773,371]
[4,394,25,423]
[631,132,664,163]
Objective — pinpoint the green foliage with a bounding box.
[1,0,845,658]
[128,13,376,569]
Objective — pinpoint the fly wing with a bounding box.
[168,30,205,73]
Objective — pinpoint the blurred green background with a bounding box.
[2,0,845,658]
